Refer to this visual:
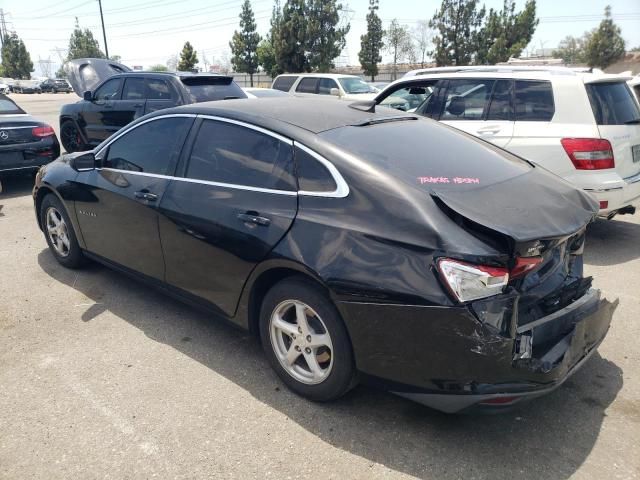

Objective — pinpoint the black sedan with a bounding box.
[0,94,60,173]
[33,98,617,413]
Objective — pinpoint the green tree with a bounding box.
[230,0,261,86]
[429,0,485,66]
[476,0,538,64]
[358,0,384,80]
[385,19,414,80]
[275,0,308,72]
[262,0,284,76]
[583,5,626,69]
[0,33,33,79]
[67,19,106,60]
[306,0,349,72]
[553,34,590,64]
[148,64,169,71]
[257,39,278,77]
[177,41,199,71]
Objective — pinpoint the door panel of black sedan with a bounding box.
[158,117,298,317]
[73,116,194,280]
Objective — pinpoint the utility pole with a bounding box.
[0,9,7,47]
[98,0,109,58]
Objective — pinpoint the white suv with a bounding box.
[272,73,378,100]
[374,68,640,218]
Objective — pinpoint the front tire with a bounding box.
[259,276,355,402]
[40,194,86,269]
[60,120,84,153]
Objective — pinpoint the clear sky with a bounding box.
[2,0,639,77]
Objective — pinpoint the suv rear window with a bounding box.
[181,77,246,102]
[586,82,640,125]
[273,75,298,92]
[514,80,554,121]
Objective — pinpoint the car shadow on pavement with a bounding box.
[37,249,624,480]
[585,217,640,266]
[0,172,35,201]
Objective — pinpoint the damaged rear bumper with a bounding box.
[339,289,617,413]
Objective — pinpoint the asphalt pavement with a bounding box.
[0,93,638,479]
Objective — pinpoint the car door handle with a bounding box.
[134,190,158,201]
[237,212,271,226]
[476,126,501,134]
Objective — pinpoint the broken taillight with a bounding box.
[436,258,509,303]
[510,256,543,279]
[561,138,614,170]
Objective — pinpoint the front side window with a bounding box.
[186,120,295,191]
[122,78,145,100]
[514,80,555,122]
[104,117,192,175]
[296,78,318,94]
[586,82,640,125]
[441,79,495,120]
[318,78,338,95]
[94,78,122,101]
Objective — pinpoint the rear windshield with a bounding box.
[0,97,25,114]
[272,75,298,92]
[181,77,247,102]
[586,82,640,125]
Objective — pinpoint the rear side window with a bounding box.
[586,82,640,125]
[272,75,298,92]
[104,117,192,175]
[122,77,145,100]
[147,78,173,100]
[441,79,495,120]
[486,80,513,121]
[296,78,318,94]
[514,80,554,121]
[295,147,337,192]
[186,120,296,191]
[181,77,247,102]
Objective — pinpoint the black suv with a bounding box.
[59,58,247,152]
[40,78,73,94]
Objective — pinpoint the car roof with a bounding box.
[275,73,361,80]
[161,97,413,134]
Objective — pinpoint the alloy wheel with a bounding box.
[269,300,334,385]
[45,207,71,257]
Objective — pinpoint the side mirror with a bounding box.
[330,88,341,97]
[83,91,93,101]
[70,152,96,171]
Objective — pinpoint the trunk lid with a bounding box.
[64,58,131,97]
[584,79,640,179]
[0,116,42,145]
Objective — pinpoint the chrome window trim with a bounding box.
[294,142,350,198]
[197,114,293,145]
[0,125,39,130]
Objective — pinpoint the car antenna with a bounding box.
[348,101,376,113]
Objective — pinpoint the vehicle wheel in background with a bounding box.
[40,194,86,269]
[259,276,356,402]
[60,120,84,153]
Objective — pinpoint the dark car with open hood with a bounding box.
[0,94,60,174]
[59,58,247,153]
[34,97,617,413]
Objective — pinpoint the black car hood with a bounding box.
[64,58,131,96]
[430,166,598,243]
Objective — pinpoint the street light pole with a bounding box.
[98,0,109,58]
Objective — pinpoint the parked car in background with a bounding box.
[368,81,389,92]
[272,73,378,100]
[629,76,640,104]
[59,58,247,152]
[12,81,42,94]
[375,68,640,218]
[34,97,615,413]
[39,78,73,93]
[0,94,60,173]
[243,87,290,98]
[0,83,10,94]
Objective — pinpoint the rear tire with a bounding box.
[259,276,356,402]
[60,120,84,153]
[40,194,86,269]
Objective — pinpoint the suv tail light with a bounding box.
[561,138,614,170]
[32,125,55,138]
[436,258,509,303]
